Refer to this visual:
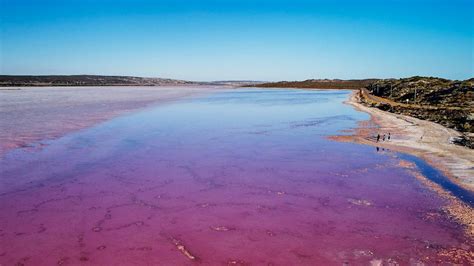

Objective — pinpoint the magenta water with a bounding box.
[0,89,472,265]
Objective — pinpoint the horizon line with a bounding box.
[1,74,472,82]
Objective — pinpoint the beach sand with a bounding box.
[331,91,474,193]
[0,86,217,157]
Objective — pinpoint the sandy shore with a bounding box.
[331,91,474,193]
[0,86,217,157]
[330,91,474,236]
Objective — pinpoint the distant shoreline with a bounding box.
[0,75,262,87]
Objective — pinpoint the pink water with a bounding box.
[0,89,472,265]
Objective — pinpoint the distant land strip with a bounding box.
[248,79,378,90]
[0,75,195,87]
[0,75,262,87]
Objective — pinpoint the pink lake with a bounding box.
[0,89,472,265]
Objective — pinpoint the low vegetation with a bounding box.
[363,77,474,147]
[250,79,377,90]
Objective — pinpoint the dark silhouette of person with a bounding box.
[382,134,386,141]
[376,147,380,152]
[388,132,391,141]
[376,134,380,142]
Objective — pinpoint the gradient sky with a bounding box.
[1,0,473,81]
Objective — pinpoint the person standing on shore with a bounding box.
[376,134,380,142]
[388,132,391,141]
[383,134,386,141]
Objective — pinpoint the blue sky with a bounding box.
[1,0,473,81]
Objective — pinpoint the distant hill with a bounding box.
[0,75,197,86]
[249,79,378,90]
